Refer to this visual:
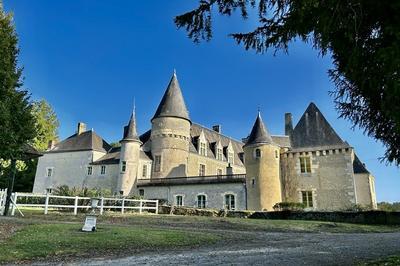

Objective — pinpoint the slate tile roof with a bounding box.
[245,112,274,147]
[47,130,111,153]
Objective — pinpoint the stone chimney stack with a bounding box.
[285,113,293,137]
[47,140,56,150]
[77,122,86,135]
[212,125,221,134]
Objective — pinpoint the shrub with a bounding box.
[273,202,306,212]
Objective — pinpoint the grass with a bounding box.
[0,223,219,263]
[361,255,400,265]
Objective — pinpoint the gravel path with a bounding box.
[60,232,400,266]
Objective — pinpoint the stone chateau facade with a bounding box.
[33,73,377,211]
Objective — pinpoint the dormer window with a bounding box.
[216,148,223,160]
[199,142,207,156]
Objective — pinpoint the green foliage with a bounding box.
[53,185,112,198]
[175,0,400,166]
[273,202,306,211]
[0,4,36,161]
[378,202,400,212]
[31,99,59,152]
[343,204,373,212]
[109,142,121,148]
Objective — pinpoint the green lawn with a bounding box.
[361,255,400,266]
[0,223,219,263]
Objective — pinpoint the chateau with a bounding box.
[33,73,377,211]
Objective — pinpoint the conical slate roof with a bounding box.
[245,112,273,146]
[122,109,141,142]
[291,103,347,148]
[152,72,190,122]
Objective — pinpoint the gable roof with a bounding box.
[291,103,348,148]
[48,130,111,153]
[245,112,273,147]
[152,72,190,123]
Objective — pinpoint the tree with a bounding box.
[0,2,36,214]
[31,99,59,152]
[175,1,400,166]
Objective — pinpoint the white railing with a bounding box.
[10,192,159,216]
[0,189,7,216]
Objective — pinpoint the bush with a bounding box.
[343,204,373,212]
[273,202,306,212]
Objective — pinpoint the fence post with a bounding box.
[139,200,143,214]
[11,192,17,216]
[74,196,78,215]
[100,197,104,215]
[121,198,125,214]
[155,200,159,215]
[44,193,49,215]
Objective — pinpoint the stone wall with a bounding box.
[139,182,247,210]
[354,173,377,209]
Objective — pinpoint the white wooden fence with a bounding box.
[0,189,7,216]
[10,192,158,216]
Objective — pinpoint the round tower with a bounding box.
[244,112,282,211]
[117,109,142,196]
[150,72,191,178]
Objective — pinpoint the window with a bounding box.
[217,168,223,176]
[101,165,106,175]
[225,194,235,210]
[121,161,127,173]
[299,157,312,173]
[217,148,223,161]
[255,148,261,158]
[251,178,256,188]
[154,155,161,172]
[275,150,279,159]
[199,164,206,176]
[139,189,144,197]
[176,195,183,206]
[199,142,207,156]
[228,152,234,164]
[142,165,148,178]
[197,195,206,209]
[46,168,53,177]
[87,166,93,176]
[301,191,313,208]
[46,188,52,194]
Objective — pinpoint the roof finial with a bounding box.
[173,68,176,76]
[257,106,261,116]
[133,97,136,116]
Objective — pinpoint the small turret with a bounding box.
[244,112,282,211]
[150,71,191,178]
[117,107,142,196]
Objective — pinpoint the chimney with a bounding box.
[77,122,86,135]
[212,125,221,134]
[47,140,56,150]
[284,113,293,137]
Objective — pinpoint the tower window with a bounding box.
[301,191,313,208]
[87,166,93,176]
[142,165,148,178]
[225,194,235,211]
[251,178,256,188]
[255,149,261,158]
[197,195,207,209]
[101,165,106,175]
[154,155,161,172]
[299,157,312,173]
[121,161,127,173]
[199,164,206,176]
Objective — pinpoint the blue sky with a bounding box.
[4,1,399,202]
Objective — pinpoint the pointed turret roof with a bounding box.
[245,112,273,146]
[291,102,347,148]
[122,108,141,142]
[152,71,190,123]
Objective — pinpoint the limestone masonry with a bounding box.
[33,73,377,211]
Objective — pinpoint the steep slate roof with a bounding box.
[91,146,152,165]
[122,110,141,142]
[152,72,190,123]
[353,154,370,174]
[191,124,244,167]
[48,130,111,153]
[291,103,348,148]
[245,112,273,146]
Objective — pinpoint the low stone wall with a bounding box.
[158,206,254,218]
[249,211,400,225]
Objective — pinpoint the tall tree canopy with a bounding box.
[0,2,36,161]
[32,99,59,152]
[175,0,400,166]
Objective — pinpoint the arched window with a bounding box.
[225,194,235,210]
[197,195,207,209]
[255,148,261,158]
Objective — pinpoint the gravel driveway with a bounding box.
[62,231,400,266]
